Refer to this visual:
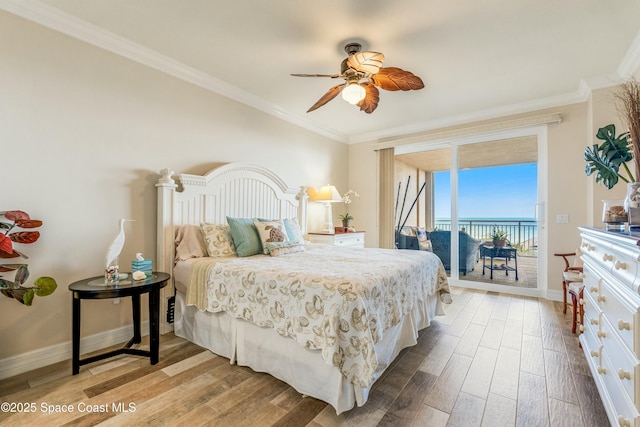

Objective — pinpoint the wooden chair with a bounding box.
[555,250,584,333]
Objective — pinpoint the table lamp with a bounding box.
[312,185,342,233]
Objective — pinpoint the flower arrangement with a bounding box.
[0,210,57,305]
[339,190,359,223]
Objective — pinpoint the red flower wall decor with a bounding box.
[0,210,57,305]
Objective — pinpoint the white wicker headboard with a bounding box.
[155,162,308,332]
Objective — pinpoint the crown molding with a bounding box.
[3,0,639,146]
[349,29,640,145]
[0,0,349,143]
[618,29,640,79]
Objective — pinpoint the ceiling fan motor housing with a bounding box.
[344,42,363,55]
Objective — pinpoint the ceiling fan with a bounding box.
[291,42,425,114]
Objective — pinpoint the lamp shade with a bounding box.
[313,185,342,202]
[341,83,366,105]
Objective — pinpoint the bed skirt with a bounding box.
[174,290,440,414]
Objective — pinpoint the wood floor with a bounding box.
[0,287,609,427]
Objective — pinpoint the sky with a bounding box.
[435,163,538,219]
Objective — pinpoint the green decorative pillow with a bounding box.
[254,220,289,254]
[226,217,262,257]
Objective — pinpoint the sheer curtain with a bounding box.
[378,147,395,249]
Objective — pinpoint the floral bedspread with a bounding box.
[186,245,449,388]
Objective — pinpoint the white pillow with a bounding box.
[200,223,237,258]
[283,218,305,244]
[253,220,289,254]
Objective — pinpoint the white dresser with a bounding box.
[579,227,640,427]
[306,232,365,248]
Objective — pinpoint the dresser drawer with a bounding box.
[581,315,602,367]
[606,245,639,291]
[334,234,364,247]
[306,232,365,248]
[581,234,613,273]
[583,270,601,303]
[599,350,640,427]
[582,293,602,335]
[601,314,640,404]
[600,279,640,354]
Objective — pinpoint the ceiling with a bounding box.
[396,136,538,172]
[4,0,640,143]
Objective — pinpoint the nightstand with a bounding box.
[307,232,365,248]
[68,272,170,374]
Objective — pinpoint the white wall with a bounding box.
[0,11,347,367]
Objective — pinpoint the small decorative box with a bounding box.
[131,259,153,279]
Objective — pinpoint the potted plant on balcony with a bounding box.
[490,229,508,247]
[0,210,57,305]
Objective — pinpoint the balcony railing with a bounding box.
[435,219,538,256]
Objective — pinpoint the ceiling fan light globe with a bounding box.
[341,83,366,104]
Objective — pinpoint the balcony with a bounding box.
[434,219,538,288]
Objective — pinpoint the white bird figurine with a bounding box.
[105,218,134,268]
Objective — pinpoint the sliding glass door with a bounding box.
[395,126,547,296]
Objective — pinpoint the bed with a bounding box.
[156,162,450,414]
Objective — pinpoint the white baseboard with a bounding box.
[0,321,149,380]
[451,280,564,302]
[545,289,564,302]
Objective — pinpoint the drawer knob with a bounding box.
[579,324,585,332]
[618,320,631,331]
[615,261,627,270]
[598,366,607,375]
[590,318,599,325]
[598,295,607,303]
[619,416,631,427]
[589,286,598,293]
[597,331,607,338]
[618,369,632,380]
[590,350,599,358]
[603,253,613,262]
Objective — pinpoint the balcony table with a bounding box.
[481,244,518,280]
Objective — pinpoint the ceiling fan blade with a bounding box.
[357,83,380,114]
[371,67,425,91]
[347,51,385,75]
[307,83,346,113]
[291,73,342,78]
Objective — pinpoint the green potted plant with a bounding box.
[339,212,353,228]
[490,229,508,247]
[0,210,57,305]
[584,124,636,189]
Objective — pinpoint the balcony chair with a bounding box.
[554,250,584,334]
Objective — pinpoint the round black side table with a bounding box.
[68,272,170,375]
